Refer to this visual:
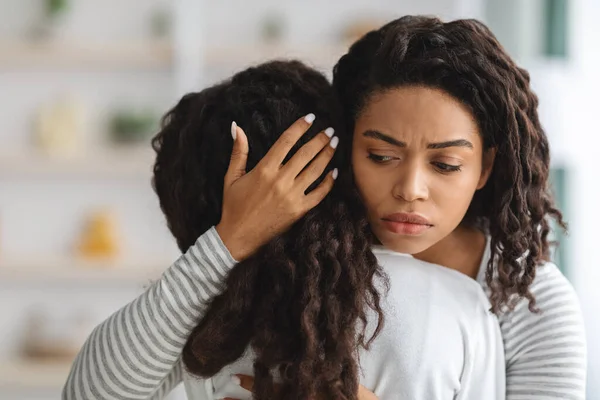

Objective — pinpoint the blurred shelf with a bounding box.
[0,359,72,388]
[0,148,155,178]
[0,40,173,70]
[0,40,351,71]
[203,42,351,68]
[0,256,166,284]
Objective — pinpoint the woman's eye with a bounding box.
[367,153,394,163]
[433,162,462,172]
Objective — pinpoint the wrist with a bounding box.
[215,222,251,261]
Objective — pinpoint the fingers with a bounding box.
[261,113,316,168]
[224,121,249,187]
[283,127,337,178]
[222,375,254,400]
[294,135,338,190]
[236,374,254,392]
[358,384,379,400]
[227,374,284,398]
[303,168,337,209]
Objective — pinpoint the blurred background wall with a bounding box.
[0,0,597,399]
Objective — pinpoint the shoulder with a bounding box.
[374,249,492,312]
[476,242,583,330]
[530,261,577,295]
[497,261,586,367]
[502,261,583,328]
[488,261,588,398]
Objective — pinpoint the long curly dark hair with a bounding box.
[333,15,566,313]
[151,60,386,399]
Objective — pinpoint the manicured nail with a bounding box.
[304,113,316,124]
[231,375,241,385]
[330,136,339,149]
[324,127,335,138]
[231,121,237,140]
[332,168,339,180]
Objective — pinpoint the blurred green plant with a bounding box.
[150,8,172,38]
[261,13,285,42]
[109,110,159,145]
[46,0,69,19]
[29,0,70,40]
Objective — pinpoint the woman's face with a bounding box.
[352,86,494,254]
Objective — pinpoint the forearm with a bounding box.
[62,227,237,400]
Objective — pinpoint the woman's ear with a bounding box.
[477,148,496,190]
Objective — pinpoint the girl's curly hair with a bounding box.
[151,60,386,399]
[333,15,566,313]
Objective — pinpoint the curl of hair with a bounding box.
[333,16,566,313]
[152,60,386,399]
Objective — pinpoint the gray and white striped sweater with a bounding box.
[62,227,587,400]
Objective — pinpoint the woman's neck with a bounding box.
[413,225,487,280]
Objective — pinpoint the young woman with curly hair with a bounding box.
[62,59,505,400]
[325,15,586,400]
[228,15,585,400]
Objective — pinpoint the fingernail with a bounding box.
[333,168,339,180]
[231,121,237,140]
[330,136,339,149]
[324,127,335,138]
[231,375,241,385]
[304,113,316,124]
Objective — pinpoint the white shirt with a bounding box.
[183,248,505,400]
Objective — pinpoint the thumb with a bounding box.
[224,121,249,186]
[358,385,378,400]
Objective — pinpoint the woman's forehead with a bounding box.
[356,86,480,143]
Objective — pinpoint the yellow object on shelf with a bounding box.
[35,94,84,156]
[77,210,120,260]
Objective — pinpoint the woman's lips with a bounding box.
[381,213,433,236]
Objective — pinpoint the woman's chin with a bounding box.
[375,228,435,255]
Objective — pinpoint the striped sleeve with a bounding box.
[499,263,587,400]
[62,226,238,400]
